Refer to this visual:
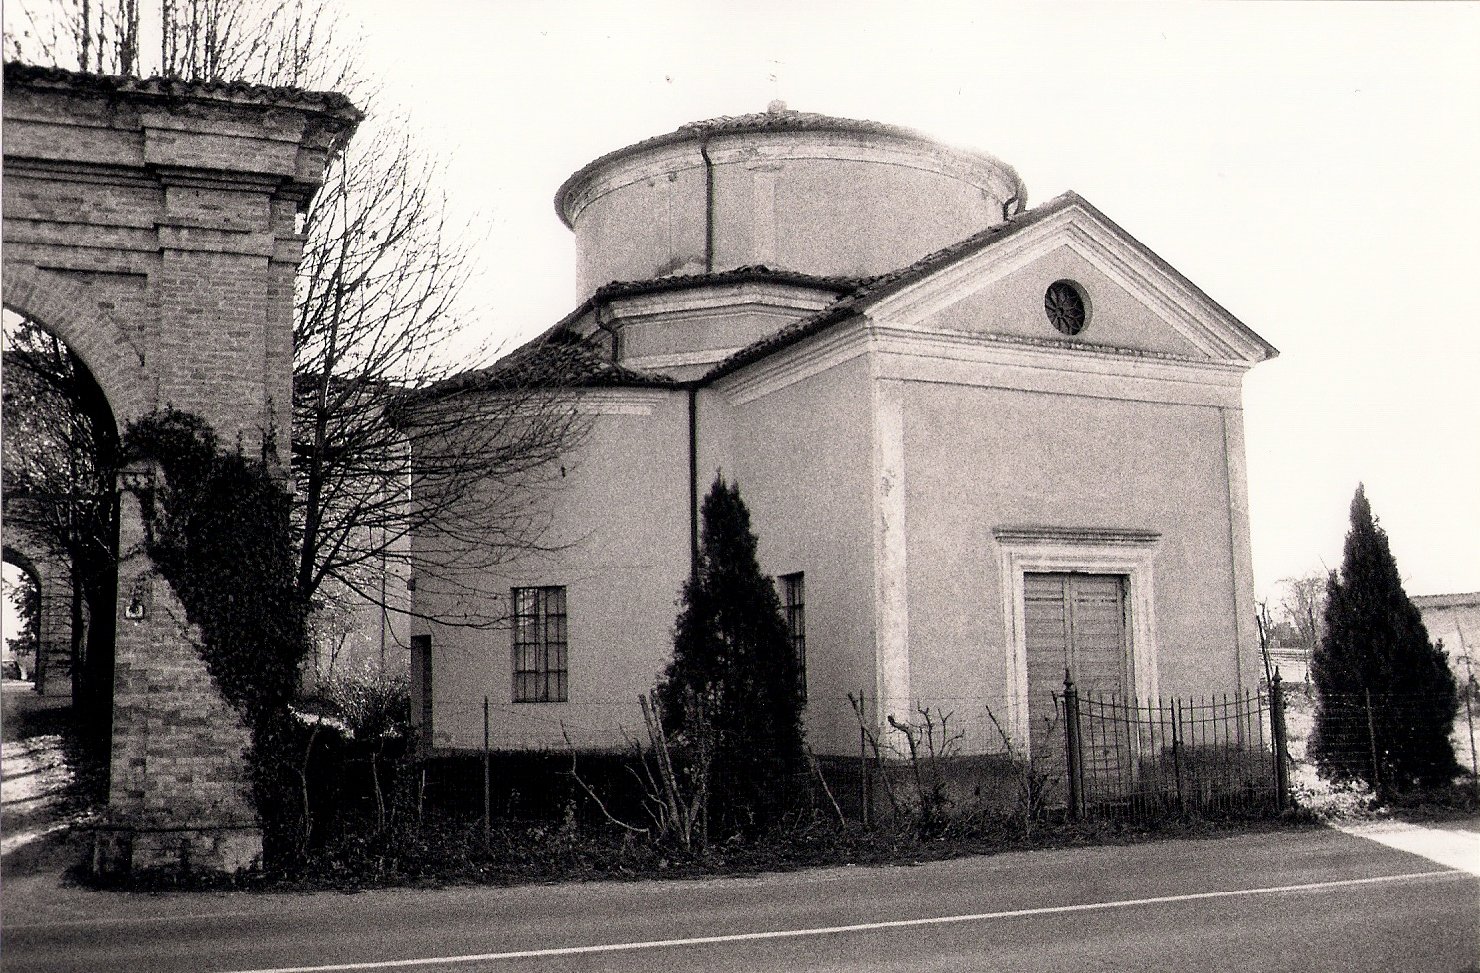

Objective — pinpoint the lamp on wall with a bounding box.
[124,575,151,621]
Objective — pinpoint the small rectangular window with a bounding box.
[511,586,568,703]
[780,572,806,701]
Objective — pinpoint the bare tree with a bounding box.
[4,0,354,88]
[292,125,589,634]
[1279,572,1327,659]
[7,0,592,651]
[1,313,120,743]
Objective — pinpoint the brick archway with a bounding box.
[0,290,119,704]
[3,63,359,876]
[3,533,75,695]
[3,266,151,425]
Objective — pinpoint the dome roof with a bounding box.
[555,105,1025,229]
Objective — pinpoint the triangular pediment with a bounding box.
[865,194,1276,366]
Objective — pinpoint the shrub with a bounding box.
[656,476,806,837]
[1310,485,1460,793]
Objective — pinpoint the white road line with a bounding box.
[214,868,1467,973]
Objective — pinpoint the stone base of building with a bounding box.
[92,820,262,878]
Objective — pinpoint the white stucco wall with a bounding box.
[608,281,838,380]
[417,184,1269,766]
[864,228,1262,755]
[900,382,1247,748]
[419,359,880,757]
[710,153,1000,282]
[931,245,1207,358]
[417,389,690,751]
[1414,595,1480,686]
[704,352,878,756]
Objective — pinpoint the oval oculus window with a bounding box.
[1044,280,1088,336]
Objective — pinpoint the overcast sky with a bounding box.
[4,2,1477,641]
[341,0,1478,602]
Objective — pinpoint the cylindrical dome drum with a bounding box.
[555,106,1027,299]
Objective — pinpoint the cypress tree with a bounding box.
[1310,484,1460,793]
[658,476,806,834]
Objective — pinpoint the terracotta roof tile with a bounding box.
[675,108,926,140]
[408,336,677,406]
[591,265,868,300]
[705,194,1078,380]
[517,266,865,350]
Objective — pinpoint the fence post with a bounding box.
[1364,688,1383,801]
[859,724,870,828]
[1171,699,1185,813]
[482,695,491,838]
[1063,670,1083,820]
[1269,669,1289,811]
[1466,675,1479,801]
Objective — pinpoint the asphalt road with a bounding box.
[3,826,1476,973]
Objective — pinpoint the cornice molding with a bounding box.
[434,386,673,417]
[991,526,1162,548]
[571,388,674,416]
[870,322,1247,408]
[624,348,742,371]
[561,130,1019,229]
[867,203,1268,364]
[606,279,840,323]
[873,322,1247,376]
[711,314,1249,410]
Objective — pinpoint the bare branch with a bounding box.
[561,727,649,837]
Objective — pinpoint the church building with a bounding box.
[408,105,1277,763]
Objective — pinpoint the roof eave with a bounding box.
[3,60,364,124]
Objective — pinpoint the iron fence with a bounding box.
[420,678,1293,829]
[1060,677,1285,819]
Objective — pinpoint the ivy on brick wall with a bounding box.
[123,408,309,864]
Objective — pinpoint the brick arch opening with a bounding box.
[3,544,39,580]
[2,548,41,678]
[6,530,58,684]
[3,536,77,697]
[2,309,122,750]
[3,266,152,425]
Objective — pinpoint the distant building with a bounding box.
[1413,592,1480,687]
[409,106,1277,761]
[1265,621,1311,685]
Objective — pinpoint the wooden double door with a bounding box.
[1024,571,1130,760]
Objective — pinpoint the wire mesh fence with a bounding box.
[1279,683,1479,800]
[418,678,1293,828]
[414,695,820,830]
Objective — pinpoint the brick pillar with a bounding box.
[31,550,74,696]
[2,518,78,696]
[93,468,262,877]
